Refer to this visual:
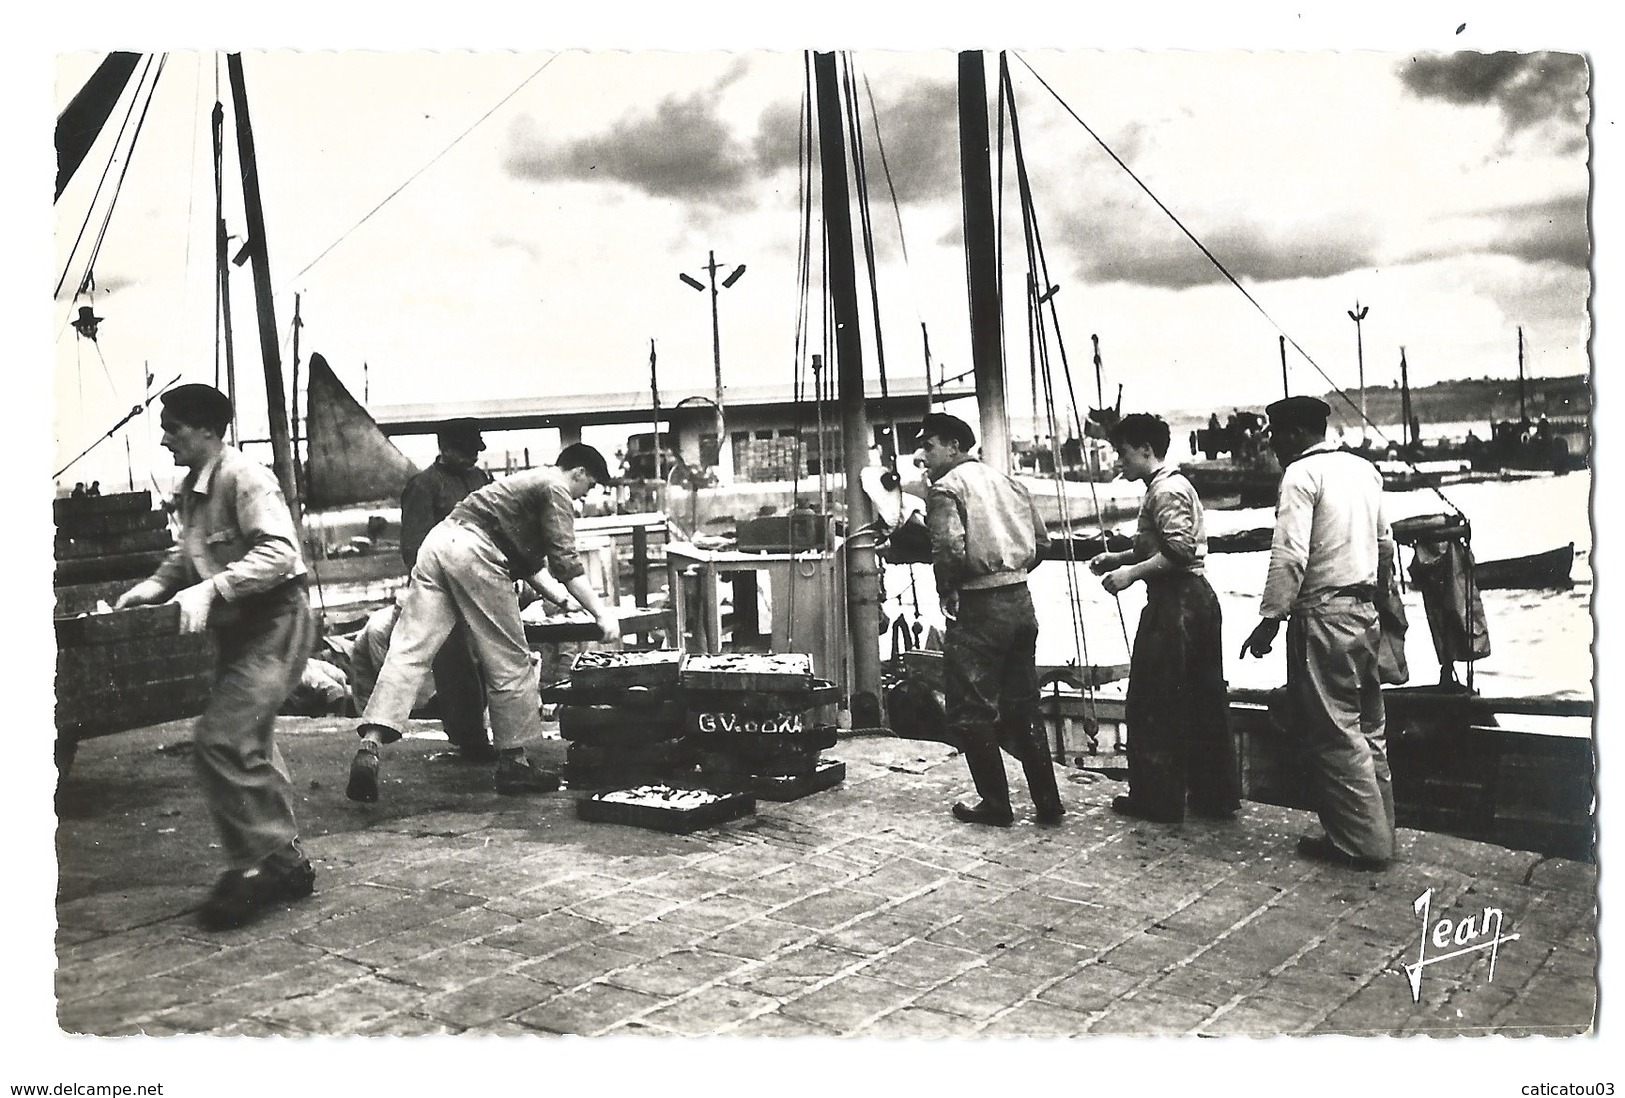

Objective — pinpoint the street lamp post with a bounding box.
[679,250,746,475]
[1348,301,1370,446]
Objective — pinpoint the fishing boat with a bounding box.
[1476,543,1575,590]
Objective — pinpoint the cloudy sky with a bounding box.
[50,40,1589,488]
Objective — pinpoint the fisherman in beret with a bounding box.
[347,443,622,801]
[916,412,1063,826]
[398,418,497,760]
[1241,395,1399,869]
[115,383,318,929]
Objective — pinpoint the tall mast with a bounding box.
[55,52,142,202]
[211,100,240,447]
[649,340,662,480]
[290,292,304,503]
[812,51,883,725]
[1399,347,1413,449]
[226,53,301,526]
[958,51,1009,473]
[1517,326,1528,424]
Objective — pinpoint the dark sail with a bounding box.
[304,353,417,509]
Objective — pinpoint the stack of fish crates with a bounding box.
[548,649,690,787]
[679,653,846,800]
[53,490,214,774]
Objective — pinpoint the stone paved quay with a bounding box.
[53,717,1597,1038]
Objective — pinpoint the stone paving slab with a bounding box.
[51,719,1597,1038]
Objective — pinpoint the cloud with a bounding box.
[1393,192,1590,270]
[751,73,960,205]
[1050,199,1380,291]
[504,90,757,205]
[1398,52,1589,153]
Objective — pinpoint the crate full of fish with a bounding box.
[678,652,814,694]
[569,648,685,691]
[576,784,756,833]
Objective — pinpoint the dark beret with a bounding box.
[920,412,976,453]
[160,384,233,435]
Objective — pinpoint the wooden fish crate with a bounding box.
[569,648,685,690]
[684,723,839,756]
[697,759,847,802]
[679,652,814,693]
[679,678,839,715]
[576,786,756,833]
[557,701,684,738]
[540,680,678,708]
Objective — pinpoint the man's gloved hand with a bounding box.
[173,580,218,634]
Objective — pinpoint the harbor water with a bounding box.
[880,470,1592,723]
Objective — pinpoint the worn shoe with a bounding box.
[1297,835,1389,871]
[1192,803,1239,822]
[1110,795,1182,824]
[198,856,316,930]
[952,798,1015,826]
[346,746,379,802]
[1035,801,1066,826]
[494,755,562,795]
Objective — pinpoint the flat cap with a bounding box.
[920,412,976,453]
[558,441,617,486]
[1265,395,1331,431]
[436,418,486,451]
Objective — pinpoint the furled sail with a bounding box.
[304,353,417,509]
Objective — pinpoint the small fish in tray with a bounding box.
[569,648,686,690]
[679,652,815,693]
[576,783,756,832]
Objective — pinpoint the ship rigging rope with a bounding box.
[56,54,166,302]
[1000,57,1134,660]
[286,53,560,287]
[1012,53,1468,519]
[841,55,901,475]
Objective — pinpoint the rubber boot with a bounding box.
[953,733,1014,826]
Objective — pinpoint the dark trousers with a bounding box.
[194,585,315,870]
[1124,573,1239,820]
[943,583,1061,811]
[432,621,490,749]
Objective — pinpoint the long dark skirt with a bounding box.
[1124,572,1239,819]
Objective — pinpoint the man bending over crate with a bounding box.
[346,444,622,801]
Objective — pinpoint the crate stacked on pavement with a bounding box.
[680,652,846,800]
[53,491,215,746]
[547,649,691,788]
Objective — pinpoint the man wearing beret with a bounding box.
[399,419,496,759]
[115,383,318,928]
[917,412,1063,826]
[1241,395,1398,868]
[347,443,622,800]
